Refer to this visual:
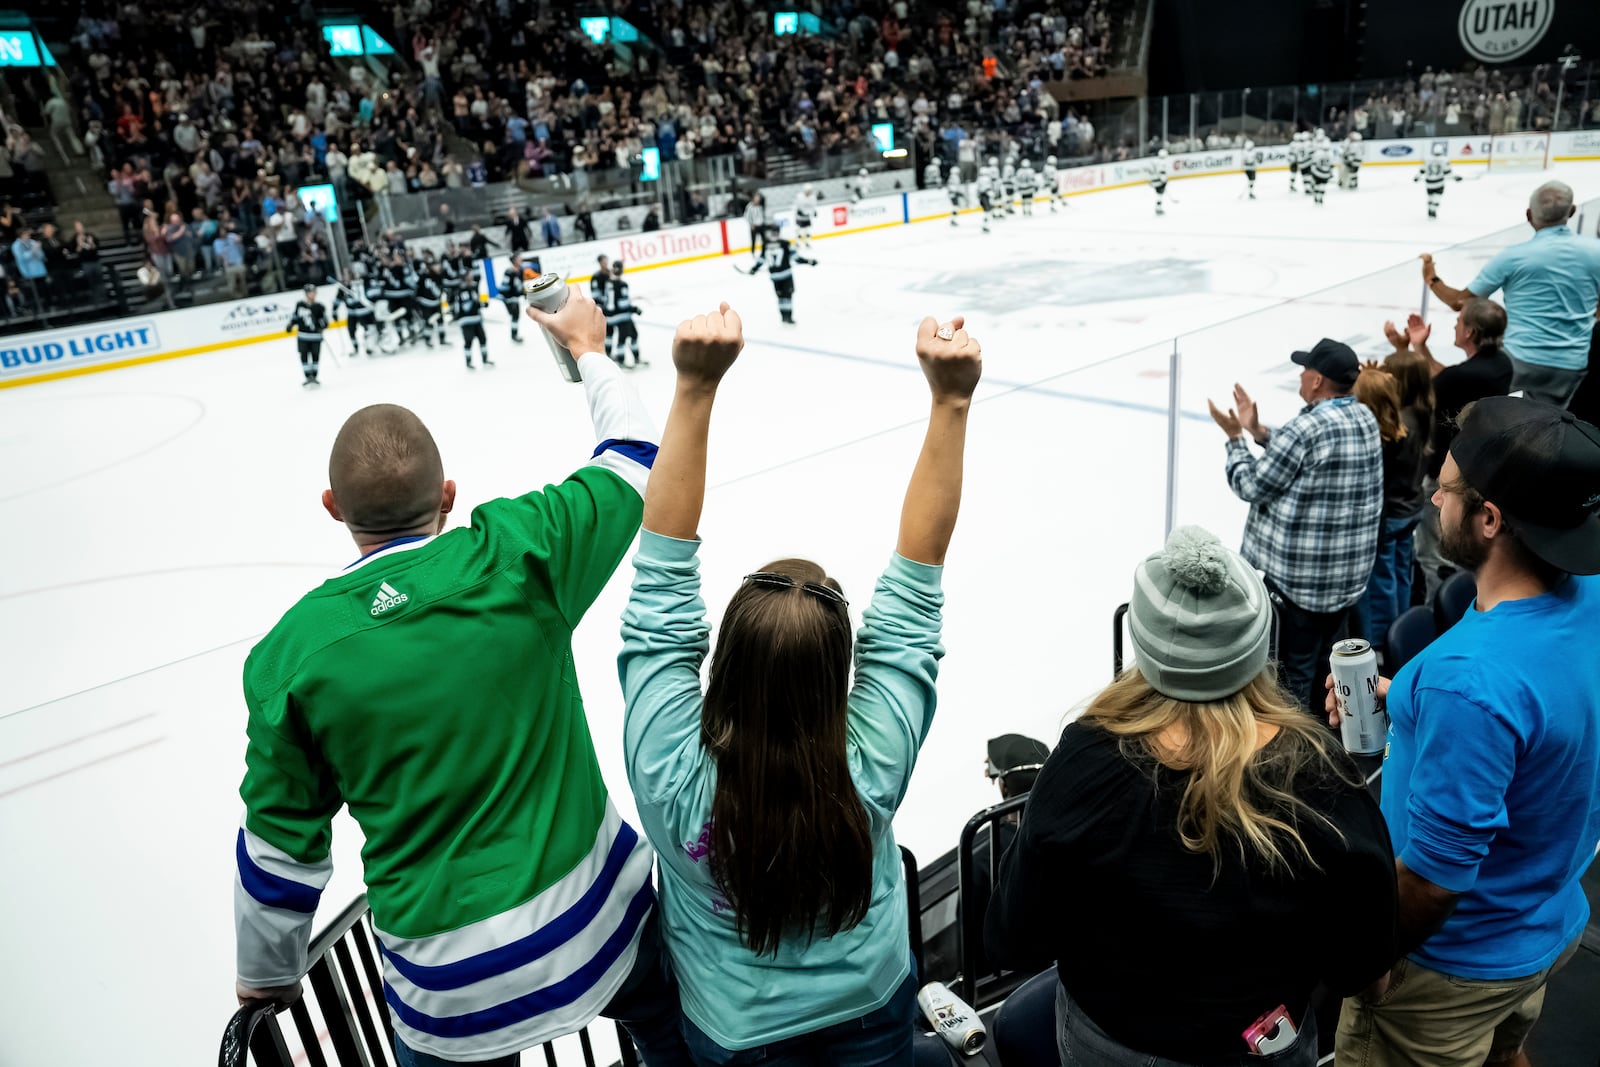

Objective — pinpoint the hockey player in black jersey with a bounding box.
[415,264,449,347]
[332,270,378,356]
[381,256,415,345]
[604,261,645,368]
[285,283,329,386]
[452,271,491,368]
[500,253,529,343]
[590,254,611,309]
[744,224,815,324]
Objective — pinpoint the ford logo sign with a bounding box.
[1381,145,1414,157]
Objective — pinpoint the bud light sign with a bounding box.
[0,321,161,379]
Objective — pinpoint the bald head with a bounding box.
[328,404,446,537]
[1528,181,1574,228]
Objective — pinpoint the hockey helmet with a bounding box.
[1315,127,1327,140]
[303,283,317,295]
[1243,139,1255,150]
[1350,132,1363,142]
[1432,143,1447,156]
[858,167,868,176]
[988,156,998,167]
[1157,148,1168,158]
[803,182,814,193]
[1046,155,1057,165]
[612,260,625,276]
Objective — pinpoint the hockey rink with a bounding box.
[2,158,1598,1065]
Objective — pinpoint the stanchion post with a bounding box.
[1165,340,1181,538]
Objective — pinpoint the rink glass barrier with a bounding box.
[1165,196,1600,541]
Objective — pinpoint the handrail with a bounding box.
[956,793,1030,1009]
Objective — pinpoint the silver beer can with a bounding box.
[1331,638,1385,755]
[916,982,986,1057]
[521,272,583,382]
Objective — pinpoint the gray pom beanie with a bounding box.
[1129,526,1272,702]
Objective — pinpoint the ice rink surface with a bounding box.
[3,159,1598,1064]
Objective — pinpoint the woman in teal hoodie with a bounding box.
[619,303,982,1065]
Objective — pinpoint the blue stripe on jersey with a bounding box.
[383,882,654,1037]
[592,439,658,469]
[383,824,639,990]
[236,829,323,913]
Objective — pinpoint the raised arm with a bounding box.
[1421,253,1476,312]
[641,303,745,539]
[898,316,983,565]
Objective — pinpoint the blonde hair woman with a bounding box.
[987,527,1397,1066]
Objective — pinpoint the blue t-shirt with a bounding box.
[1381,573,1600,979]
[1468,226,1600,371]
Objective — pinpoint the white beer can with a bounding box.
[1331,638,1385,755]
[916,981,986,1056]
[521,272,583,382]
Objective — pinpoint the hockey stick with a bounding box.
[218,999,279,1067]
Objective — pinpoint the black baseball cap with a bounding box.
[1291,338,1360,387]
[986,734,1050,779]
[1450,396,1600,574]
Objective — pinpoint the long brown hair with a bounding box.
[702,558,874,956]
[1355,367,1408,444]
[1078,668,1359,874]
[1383,346,1435,428]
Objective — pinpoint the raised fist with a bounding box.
[915,315,983,402]
[672,302,744,388]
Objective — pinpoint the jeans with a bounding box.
[1058,984,1318,1067]
[1509,356,1587,409]
[681,968,916,1067]
[394,910,691,1067]
[1354,513,1421,653]
[1265,578,1350,715]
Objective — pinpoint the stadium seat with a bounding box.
[1434,571,1478,634]
[1385,605,1437,673]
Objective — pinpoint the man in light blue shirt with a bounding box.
[1422,181,1600,409]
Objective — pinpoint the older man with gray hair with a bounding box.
[1421,181,1600,408]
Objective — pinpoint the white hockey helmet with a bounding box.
[1315,127,1327,140]
[1349,132,1363,142]
[1432,143,1447,156]
[1157,148,1168,158]
[1244,139,1254,150]
[803,182,813,193]
[1046,154,1056,164]
[988,156,998,167]
[858,167,868,176]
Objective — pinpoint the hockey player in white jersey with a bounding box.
[1015,159,1039,216]
[1288,132,1303,192]
[1414,144,1460,219]
[1300,133,1317,198]
[945,166,963,227]
[977,159,1000,233]
[1042,155,1062,211]
[1000,153,1018,215]
[792,183,818,252]
[850,167,870,202]
[1308,137,1334,205]
[923,159,942,190]
[1242,140,1262,199]
[1341,133,1364,190]
[1150,149,1171,216]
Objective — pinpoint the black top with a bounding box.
[1383,405,1430,517]
[986,723,1396,1063]
[1428,346,1514,479]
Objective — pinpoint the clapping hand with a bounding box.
[1405,313,1431,349]
[1232,383,1262,441]
[1419,253,1434,285]
[1383,320,1406,350]
[1207,399,1243,439]
[915,315,983,403]
[672,302,744,390]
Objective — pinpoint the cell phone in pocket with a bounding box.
[1242,1004,1298,1054]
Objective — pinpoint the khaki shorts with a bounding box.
[1334,937,1581,1067]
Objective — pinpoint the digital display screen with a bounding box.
[0,31,42,67]
[580,17,610,43]
[297,184,340,223]
[640,147,661,182]
[871,123,896,154]
[773,12,800,35]
[361,27,395,55]
[323,25,362,56]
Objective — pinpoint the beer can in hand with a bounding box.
[1331,638,1385,755]
[917,982,986,1057]
[522,273,583,383]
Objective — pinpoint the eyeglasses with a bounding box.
[985,761,1045,782]
[742,571,849,607]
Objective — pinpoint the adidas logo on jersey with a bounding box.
[370,581,410,616]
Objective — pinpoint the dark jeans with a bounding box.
[681,969,916,1067]
[993,968,1059,1067]
[394,910,691,1067]
[1058,984,1317,1067]
[1265,578,1348,715]
[1354,513,1421,654]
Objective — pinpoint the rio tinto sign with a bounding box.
[1458,0,1554,63]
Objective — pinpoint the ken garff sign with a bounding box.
[1459,0,1554,63]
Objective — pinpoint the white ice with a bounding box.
[2,159,1597,1066]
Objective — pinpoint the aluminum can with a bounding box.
[1331,638,1384,755]
[521,273,582,382]
[917,982,986,1056]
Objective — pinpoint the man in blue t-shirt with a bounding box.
[1421,181,1600,410]
[1335,397,1600,1067]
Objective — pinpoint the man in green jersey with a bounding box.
[234,286,690,1066]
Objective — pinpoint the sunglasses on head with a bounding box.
[742,571,849,607]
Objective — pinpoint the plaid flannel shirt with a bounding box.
[1225,395,1383,614]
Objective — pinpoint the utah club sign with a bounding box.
[1458,0,1554,63]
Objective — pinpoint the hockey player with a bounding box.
[452,270,491,367]
[850,167,870,203]
[381,254,416,345]
[1001,153,1018,215]
[1042,155,1062,211]
[1242,140,1261,199]
[923,158,942,190]
[745,224,815,324]
[793,183,818,252]
[744,192,767,264]
[500,253,530,343]
[1308,137,1334,205]
[1288,132,1303,193]
[415,262,449,347]
[1341,132,1364,190]
[1015,159,1039,216]
[591,254,611,308]
[1414,144,1460,219]
[1150,149,1171,216]
[333,270,377,356]
[976,160,1000,233]
[945,166,964,227]
[286,283,328,387]
[604,261,644,369]
[1301,133,1317,199]
[440,242,471,283]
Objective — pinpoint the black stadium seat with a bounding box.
[1434,571,1478,634]
[1385,605,1438,673]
